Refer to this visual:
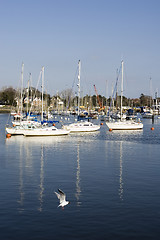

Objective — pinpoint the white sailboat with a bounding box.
[64,121,100,132]
[6,67,70,136]
[106,61,143,130]
[106,120,143,130]
[6,64,42,135]
[63,60,100,132]
[24,67,70,137]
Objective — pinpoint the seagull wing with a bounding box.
[54,191,61,200]
[58,188,65,195]
[58,189,66,202]
[55,189,66,203]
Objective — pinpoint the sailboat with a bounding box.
[6,64,42,135]
[6,66,70,136]
[24,67,70,136]
[63,60,100,132]
[106,60,143,130]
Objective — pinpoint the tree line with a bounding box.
[0,86,159,109]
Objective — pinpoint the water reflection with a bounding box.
[5,135,83,211]
[18,141,24,212]
[108,129,143,143]
[119,141,123,200]
[5,136,46,212]
[5,135,70,146]
[110,130,143,139]
[38,145,44,212]
[75,143,81,206]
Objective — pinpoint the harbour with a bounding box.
[1,113,160,239]
[1,1,160,238]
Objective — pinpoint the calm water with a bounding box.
[0,114,160,240]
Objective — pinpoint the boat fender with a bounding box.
[6,134,11,138]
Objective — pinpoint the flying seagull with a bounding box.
[54,189,70,208]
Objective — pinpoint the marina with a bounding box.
[1,1,160,239]
[1,113,160,239]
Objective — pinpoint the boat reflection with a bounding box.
[110,129,143,135]
[6,136,46,212]
[108,129,143,145]
[5,135,84,211]
[5,135,70,146]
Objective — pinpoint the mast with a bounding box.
[120,60,124,121]
[149,77,152,108]
[106,80,108,114]
[20,63,24,114]
[78,60,81,116]
[41,67,44,123]
[26,74,30,119]
[116,68,118,109]
[30,73,33,102]
[111,82,114,109]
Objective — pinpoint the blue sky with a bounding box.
[0,0,160,98]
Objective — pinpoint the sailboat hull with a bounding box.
[63,121,100,132]
[106,121,143,130]
[23,126,70,136]
[6,127,25,135]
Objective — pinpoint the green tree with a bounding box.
[140,93,151,106]
[0,87,17,106]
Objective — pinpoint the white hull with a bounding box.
[106,121,143,130]
[6,125,38,135]
[63,121,100,132]
[6,122,40,135]
[6,127,26,135]
[24,126,70,136]
[6,125,70,136]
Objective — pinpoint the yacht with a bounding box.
[64,60,100,133]
[106,60,143,130]
[63,121,100,132]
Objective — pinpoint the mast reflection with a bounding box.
[119,141,123,200]
[75,143,81,206]
[18,142,24,212]
[6,136,45,212]
[38,145,44,212]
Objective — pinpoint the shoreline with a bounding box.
[0,109,11,113]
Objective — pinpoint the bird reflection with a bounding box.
[75,143,81,206]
